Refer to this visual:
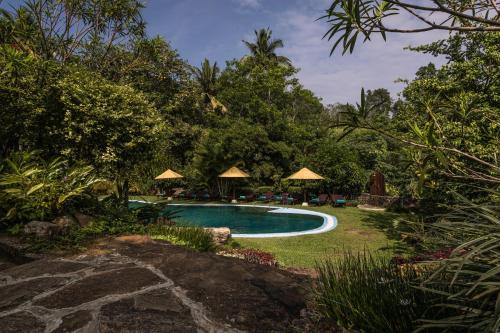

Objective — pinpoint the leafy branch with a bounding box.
[320,0,500,54]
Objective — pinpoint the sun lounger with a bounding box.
[331,194,346,207]
[310,194,329,205]
[257,192,273,202]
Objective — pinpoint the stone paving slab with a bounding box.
[0,236,312,333]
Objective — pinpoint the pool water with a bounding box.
[131,203,324,235]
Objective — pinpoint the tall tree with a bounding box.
[242,28,290,65]
[192,58,227,113]
[0,0,145,63]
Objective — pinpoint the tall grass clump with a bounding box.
[148,224,215,252]
[414,192,500,333]
[315,251,430,333]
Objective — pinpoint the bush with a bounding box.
[414,192,500,332]
[315,251,431,333]
[147,224,215,252]
[256,186,273,194]
[0,152,100,227]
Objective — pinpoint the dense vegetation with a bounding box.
[0,0,498,332]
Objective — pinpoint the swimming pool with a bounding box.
[130,202,337,238]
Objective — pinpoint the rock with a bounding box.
[53,310,93,333]
[0,277,69,312]
[73,212,94,227]
[34,267,163,309]
[53,215,78,233]
[0,311,45,333]
[23,221,61,238]
[0,236,311,333]
[204,227,231,245]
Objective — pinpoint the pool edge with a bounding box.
[129,201,338,238]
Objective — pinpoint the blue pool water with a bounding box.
[131,203,324,234]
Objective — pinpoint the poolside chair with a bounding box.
[331,194,346,207]
[172,188,185,199]
[197,191,211,201]
[239,193,256,202]
[280,193,297,205]
[309,194,329,206]
[257,192,273,203]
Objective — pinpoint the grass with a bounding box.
[236,206,408,268]
[129,196,409,268]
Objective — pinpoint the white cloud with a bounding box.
[273,5,448,104]
[232,0,261,9]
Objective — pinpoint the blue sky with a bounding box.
[3,0,448,104]
[143,0,447,104]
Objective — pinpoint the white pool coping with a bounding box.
[130,201,337,238]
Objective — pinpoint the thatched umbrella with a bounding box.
[218,166,250,203]
[286,167,324,206]
[155,169,183,200]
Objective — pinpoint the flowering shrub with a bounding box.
[391,248,453,265]
[218,248,278,267]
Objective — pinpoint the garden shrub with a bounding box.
[315,251,432,333]
[0,151,100,228]
[147,224,215,252]
[256,186,273,194]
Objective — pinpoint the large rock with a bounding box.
[23,221,61,238]
[204,227,231,245]
[0,236,314,332]
[53,215,78,233]
[73,212,94,227]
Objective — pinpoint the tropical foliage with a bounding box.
[0,152,99,225]
[316,251,431,333]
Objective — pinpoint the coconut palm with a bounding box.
[192,58,227,113]
[242,28,290,65]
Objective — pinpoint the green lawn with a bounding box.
[129,196,407,268]
[236,206,406,268]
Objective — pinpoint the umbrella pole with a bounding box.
[232,181,237,203]
[302,182,308,206]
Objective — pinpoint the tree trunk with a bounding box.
[122,179,129,207]
[116,178,130,208]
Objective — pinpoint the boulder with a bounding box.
[53,215,78,230]
[24,221,62,238]
[204,227,231,246]
[73,212,94,228]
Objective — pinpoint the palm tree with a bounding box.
[242,28,290,65]
[192,58,227,113]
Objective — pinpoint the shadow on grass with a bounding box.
[360,211,413,255]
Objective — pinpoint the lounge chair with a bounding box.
[280,193,297,205]
[239,193,256,202]
[331,194,346,207]
[257,192,273,203]
[197,192,211,201]
[172,188,185,199]
[310,194,329,206]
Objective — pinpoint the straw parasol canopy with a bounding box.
[155,169,183,199]
[155,169,184,180]
[218,166,250,201]
[286,167,324,204]
[286,167,324,180]
[218,166,250,178]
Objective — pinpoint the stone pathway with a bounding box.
[0,236,310,332]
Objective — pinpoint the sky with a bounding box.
[142,0,448,105]
[2,0,449,105]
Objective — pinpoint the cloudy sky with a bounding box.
[2,0,449,104]
[142,0,449,105]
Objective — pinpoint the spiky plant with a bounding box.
[415,191,500,332]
